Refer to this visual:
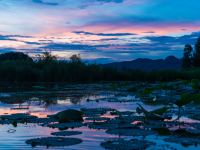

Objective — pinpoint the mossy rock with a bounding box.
[48,109,83,123]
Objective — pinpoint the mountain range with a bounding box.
[102,56,182,71]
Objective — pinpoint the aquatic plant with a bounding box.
[136,104,168,121]
[151,107,169,116]
[127,86,138,92]
[175,93,193,120]
[191,79,200,90]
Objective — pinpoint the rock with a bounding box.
[48,109,83,123]
[101,139,155,150]
[51,131,82,136]
[26,137,82,147]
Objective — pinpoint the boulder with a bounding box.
[48,109,83,123]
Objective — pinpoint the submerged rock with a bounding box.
[164,128,200,146]
[0,113,37,121]
[164,136,200,147]
[28,117,56,125]
[106,128,155,136]
[87,121,136,130]
[98,97,136,103]
[48,109,83,123]
[172,129,200,137]
[87,122,117,130]
[85,117,110,122]
[48,122,83,130]
[153,127,172,136]
[82,108,115,117]
[86,114,142,130]
[51,131,82,136]
[26,137,82,147]
[0,113,37,126]
[101,139,155,150]
[189,113,200,120]
[108,116,143,124]
[110,111,135,116]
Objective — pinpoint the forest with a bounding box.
[0,37,200,84]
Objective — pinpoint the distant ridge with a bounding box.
[102,56,182,71]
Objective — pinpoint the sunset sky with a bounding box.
[0,0,200,63]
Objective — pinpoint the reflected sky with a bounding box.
[0,87,200,150]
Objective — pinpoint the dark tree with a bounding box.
[70,54,81,63]
[182,44,193,68]
[193,37,200,67]
[38,51,57,63]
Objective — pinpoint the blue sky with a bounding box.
[0,0,200,63]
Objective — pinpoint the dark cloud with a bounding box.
[1,31,200,62]
[0,48,17,53]
[41,43,96,51]
[38,31,200,55]
[0,34,41,46]
[143,31,156,34]
[31,0,123,7]
[32,0,58,6]
[40,42,172,55]
[0,35,18,41]
[146,31,200,45]
[88,15,162,27]
[24,41,42,45]
[93,0,124,3]
[7,35,34,38]
[0,34,33,41]
[80,0,124,8]
[74,31,136,36]
[92,38,119,42]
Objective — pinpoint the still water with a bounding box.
[0,84,199,150]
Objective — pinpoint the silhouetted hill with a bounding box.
[0,52,33,62]
[102,56,182,71]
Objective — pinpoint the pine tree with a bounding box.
[182,44,193,68]
[193,37,200,67]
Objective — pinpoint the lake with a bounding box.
[0,83,200,150]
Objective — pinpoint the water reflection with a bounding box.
[0,86,200,150]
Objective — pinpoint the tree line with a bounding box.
[1,36,200,84]
[0,52,128,83]
[182,37,200,68]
